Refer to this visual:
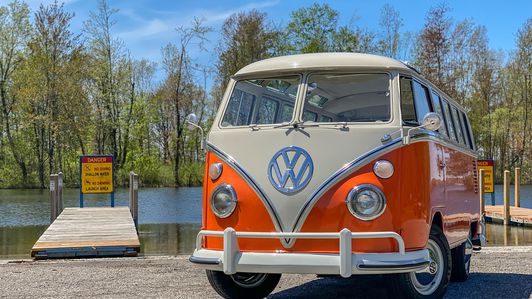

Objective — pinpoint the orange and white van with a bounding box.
[188,53,484,299]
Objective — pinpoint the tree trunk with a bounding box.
[0,83,28,183]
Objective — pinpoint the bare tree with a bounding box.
[378,4,403,59]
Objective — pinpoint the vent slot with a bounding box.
[473,160,479,193]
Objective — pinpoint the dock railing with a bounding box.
[49,171,140,228]
[515,167,520,208]
[479,169,485,216]
[129,171,139,232]
[50,173,64,223]
[480,167,527,226]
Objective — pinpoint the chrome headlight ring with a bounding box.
[210,183,237,218]
[346,184,386,221]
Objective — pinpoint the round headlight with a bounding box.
[373,160,394,179]
[209,163,223,180]
[346,184,386,220]
[210,184,237,218]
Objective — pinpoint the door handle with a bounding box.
[439,160,446,168]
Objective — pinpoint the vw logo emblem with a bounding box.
[268,146,313,194]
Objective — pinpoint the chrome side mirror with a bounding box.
[421,112,442,131]
[403,112,442,145]
[186,113,198,131]
[185,113,206,150]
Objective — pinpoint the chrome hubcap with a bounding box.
[231,273,267,288]
[410,239,444,295]
[428,261,438,274]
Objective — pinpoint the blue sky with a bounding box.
[17,0,532,86]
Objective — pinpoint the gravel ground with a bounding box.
[0,246,530,299]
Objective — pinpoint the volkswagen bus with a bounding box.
[188,53,484,299]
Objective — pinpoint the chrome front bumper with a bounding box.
[189,228,430,277]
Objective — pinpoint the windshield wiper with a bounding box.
[274,121,319,129]
[273,122,292,128]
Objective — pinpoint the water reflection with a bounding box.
[0,223,201,259]
[0,225,47,259]
[139,223,200,256]
[485,223,532,246]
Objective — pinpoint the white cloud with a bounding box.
[116,0,280,42]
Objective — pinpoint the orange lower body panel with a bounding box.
[202,141,477,253]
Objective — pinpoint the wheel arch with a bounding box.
[431,211,443,231]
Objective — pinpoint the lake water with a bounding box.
[0,186,531,259]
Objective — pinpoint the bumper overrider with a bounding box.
[189,228,430,278]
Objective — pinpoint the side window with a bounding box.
[256,98,279,124]
[451,107,466,145]
[222,89,255,126]
[400,77,417,124]
[303,110,317,122]
[461,112,475,150]
[431,92,448,137]
[442,100,457,141]
[412,81,432,121]
[280,104,293,123]
[320,115,333,122]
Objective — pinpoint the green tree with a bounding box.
[286,3,339,53]
[0,0,31,184]
[24,1,83,187]
[216,10,278,99]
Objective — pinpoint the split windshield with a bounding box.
[221,76,299,127]
[303,73,390,123]
[220,73,391,127]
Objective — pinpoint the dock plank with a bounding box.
[484,205,532,226]
[31,207,140,259]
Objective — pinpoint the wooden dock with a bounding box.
[32,207,140,259]
[484,205,532,226]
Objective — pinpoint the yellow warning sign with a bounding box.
[81,156,113,194]
[477,160,494,193]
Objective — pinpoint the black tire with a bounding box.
[389,225,451,299]
[206,270,281,299]
[450,230,473,282]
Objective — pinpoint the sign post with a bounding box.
[477,159,495,205]
[79,155,114,208]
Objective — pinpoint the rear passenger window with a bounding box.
[256,98,279,124]
[412,81,432,122]
[303,110,317,122]
[451,107,466,145]
[320,115,333,122]
[431,92,448,137]
[459,111,473,149]
[280,104,293,123]
[442,100,457,141]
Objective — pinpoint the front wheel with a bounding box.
[389,225,451,299]
[206,270,281,299]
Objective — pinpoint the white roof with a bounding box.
[235,53,413,76]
